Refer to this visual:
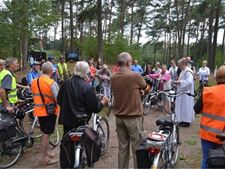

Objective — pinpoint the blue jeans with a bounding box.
[201,139,220,169]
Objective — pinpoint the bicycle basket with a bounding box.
[207,145,225,168]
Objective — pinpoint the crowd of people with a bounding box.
[0,53,224,169]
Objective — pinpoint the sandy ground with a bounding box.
[13,109,202,169]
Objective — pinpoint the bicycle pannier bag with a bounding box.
[207,145,225,168]
[136,139,152,169]
[82,127,101,165]
[0,121,16,142]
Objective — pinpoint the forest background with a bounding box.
[0,0,225,71]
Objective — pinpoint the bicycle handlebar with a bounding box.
[157,90,196,97]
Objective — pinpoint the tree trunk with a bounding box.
[69,0,74,52]
[61,0,65,54]
[79,0,84,59]
[130,2,134,45]
[137,10,145,44]
[211,0,221,71]
[53,23,58,50]
[20,0,29,70]
[97,0,103,60]
[222,28,225,57]
[175,0,182,58]
[107,0,113,44]
[199,20,206,57]
[168,1,172,62]
[119,0,125,36]
[208,4,214,70]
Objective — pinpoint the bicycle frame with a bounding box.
[138,90,195,169]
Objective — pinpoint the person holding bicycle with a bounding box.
[194,65,225,169]
[197,60,210,86]
[111,52,150,169]
[0,58,28,112]
[57,61,109,168]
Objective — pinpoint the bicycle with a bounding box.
[0,106,59,168]
[16,96,59,147]
[207,133,225,169]
[0,108,35,168]
[142,78,162,115]
[64,104,110,168]
[17,89,60,147]
[195,79,208,101]
[137,90,195,169]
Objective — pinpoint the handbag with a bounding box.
[37,77,56,115]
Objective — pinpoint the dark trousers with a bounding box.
[201,139,220,169]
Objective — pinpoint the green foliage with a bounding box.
[44,50,61,59]
[215,48,225,67]
[76,35,142,64]
[184,136,197,146]
[179,153,187,161]
[77,36,97,60]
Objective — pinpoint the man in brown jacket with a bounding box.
[111,52,150,168]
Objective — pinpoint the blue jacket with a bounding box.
[131,64,143,74]
[27,70,40,85]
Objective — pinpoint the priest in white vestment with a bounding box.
[173,58,195,127]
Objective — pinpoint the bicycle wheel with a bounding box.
[49,125,59,148]
[96,117,109,155]
[157,151,167,169]
[19,112,42,139]
[143,95,151,115]
[170,125,179,167]
[195,85,203,101]
[0,128,23,168]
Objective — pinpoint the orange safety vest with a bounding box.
[31,75,59,117]
[200,84,225,144]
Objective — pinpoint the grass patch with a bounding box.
[179,153,187,160]
[184,136,197,146]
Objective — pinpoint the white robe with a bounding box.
[175,67,195,123]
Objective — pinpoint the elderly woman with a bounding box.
[194,65,225,169]
[58,61,109,168]
[96,64,111,98]
[197,60,210,86]
[148,64,171,112]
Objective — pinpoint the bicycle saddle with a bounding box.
[156,118,173,127]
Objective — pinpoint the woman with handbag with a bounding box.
[31,61,60,165]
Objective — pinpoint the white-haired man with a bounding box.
[31,61,59,165]
[58,61,109,168]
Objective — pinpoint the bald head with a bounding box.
[117,52,132,67]
[0,59,5,71]
[216,66,225,84]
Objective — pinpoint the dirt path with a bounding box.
[14,110,202,168]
